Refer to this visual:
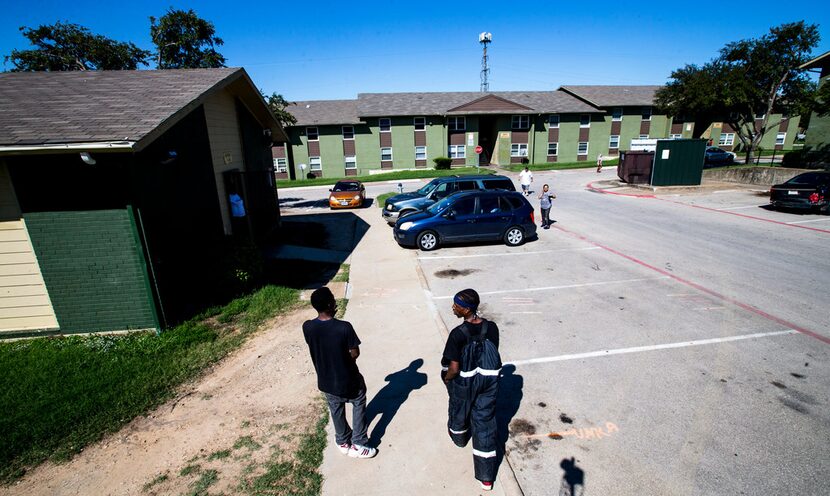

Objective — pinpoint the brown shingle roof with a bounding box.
[0,68,284,149]
[559,85,663,107]
[288,100,361,126]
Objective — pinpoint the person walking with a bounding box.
[596,153,604,173]
[441,289,501,491]
[519,166,533,196]
[538,184,556,229]
[302,287,377,459]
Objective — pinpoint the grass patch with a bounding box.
[375,191,397,208]
[0,285,300,484]
[502,159,618,173]
[180,464,201,476]
[189,469,218,495]
[233,436,262,451]
[142,472,169,491]
[277,166,495,189]
[331,263,350,282]
[207,449,232,461]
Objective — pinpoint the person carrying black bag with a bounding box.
[441,288,502,491]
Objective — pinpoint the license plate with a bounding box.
[788,190,799,195]
[340,201,350,205]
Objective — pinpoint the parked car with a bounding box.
[329,180,366,209]
[393,190,536,251]
[382,174,515,225]
[769,171,830,213]
[704,146,736,167]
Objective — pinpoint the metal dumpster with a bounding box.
[618,151,654,184]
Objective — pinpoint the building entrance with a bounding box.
[477,116,498,165]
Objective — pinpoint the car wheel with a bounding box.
[417,230,439,251]
[504,226,524,246]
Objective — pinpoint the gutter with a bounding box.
[0,141,136,154]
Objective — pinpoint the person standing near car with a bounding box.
[303,287,377,459]
[519,166,533,196]
[538,184,556,229]
[442,288,501,491]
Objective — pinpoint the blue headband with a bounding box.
[453,295,475,309]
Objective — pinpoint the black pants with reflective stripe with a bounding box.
[447,374,499,482]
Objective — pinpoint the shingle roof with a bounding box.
[559,85,662,107]
[288,100,361,126]
[0,68,281,150]
[801,50,830,70]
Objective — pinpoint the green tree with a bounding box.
[4,22,150,71]
[656,21,821,163]
[262,92,297,128]
[150,8,225,69]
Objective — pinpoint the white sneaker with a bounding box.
[348,444,377,458]
[337,443,351,455]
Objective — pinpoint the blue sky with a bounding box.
[2,1,829,101]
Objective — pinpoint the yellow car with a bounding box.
[329,180,366,209]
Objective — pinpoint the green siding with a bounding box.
[557,114,581,162]
[531,115,548,164]
[806,72,830,148]
[591,114,611,159]
[318,126,344,177]
[354,123,377,174]
[426,117,444,165]
[24,209,159,334]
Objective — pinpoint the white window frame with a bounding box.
[510,143,528,157]
[641,107,652,121]
[549,114,560,128]
[579,114,591,128]
[512,115,530,129]
[609,135,620,149]
[342,126,354,140]
[577,142,589,155]
[718,133,735,146]
[448,145,466,159]
[380,147,393,161]
[612,108,623,121]
[344,156,356,170]
[309,156,322,171]
[639,134,649,139]
[273,157,287,173]
[306,127,319,141]
[415,146,427,160]
[776,132,786,145]
[669,134,682,140]
[448,116,466,131]
[379,118,391,132]
[414,117,426,130]
[547,142,558,156]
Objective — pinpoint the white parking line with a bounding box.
[786,218,830,225]
[432,276,669,299]
[506,329,797,367]
[419,247,600,260]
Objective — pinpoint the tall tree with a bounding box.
[150,9,225,69]
[656,21,821,163]
[4,21,150,71]
[263,92,297,128]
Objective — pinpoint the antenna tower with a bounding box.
[479,32,492,92]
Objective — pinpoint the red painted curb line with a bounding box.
[586,181,655,198]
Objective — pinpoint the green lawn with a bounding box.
[276,166,495,189]
[0,285,300,483]
[502,159,619,173]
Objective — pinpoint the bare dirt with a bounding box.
[1,306,321,496]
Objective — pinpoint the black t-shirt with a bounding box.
[303,318,364,397]
[441,320,500,367]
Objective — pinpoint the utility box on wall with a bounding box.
[651,139,707,186]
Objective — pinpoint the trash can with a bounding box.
[618,151,654,184]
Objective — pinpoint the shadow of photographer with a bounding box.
[366,358,428,447]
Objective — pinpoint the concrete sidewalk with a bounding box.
[319,208,522,495]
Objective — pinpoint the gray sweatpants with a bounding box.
[324,388,369,447]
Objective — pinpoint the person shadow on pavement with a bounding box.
[367,358,428,447]
[559,456,585,496]
[495,364,524,465]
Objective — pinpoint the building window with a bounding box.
[718,133,735,146]
[549,114,559,128]
[669,134,682,140]
[342,126,354,140]
[448,116,466,131]
[415,146,427,160]
[381,147,393,161]
[309,156,322,171]
[579,114,591,128]
[641,107,652,121]
[577,142,589,155]
[345,156,356,170]
[612,108,622,121]
[379,118,391,132]
[306,127,319,141]
[776,132,786,145]
[547,142,558,156]
[448,145,465,159]
[511,143,528,157]
[512,115,530,129]
[273,158,287,173]
[414,117,426,130]
[609,135,620,149]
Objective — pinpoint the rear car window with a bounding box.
[786,173,827,185]
[505,196,524,210]
[479,196,501,214]
[456,180,478,191]
[482,178,515,191]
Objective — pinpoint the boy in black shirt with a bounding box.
[303,287,376,459]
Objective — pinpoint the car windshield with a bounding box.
[425,195,455,215]
[416,179,441,196]
[333,182,360,192]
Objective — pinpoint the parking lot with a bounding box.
[280,168,830,495]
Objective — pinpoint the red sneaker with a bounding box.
[480,480,493,491]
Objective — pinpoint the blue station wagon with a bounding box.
[393,190,536,251]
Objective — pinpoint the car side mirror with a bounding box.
[328,188,332,192]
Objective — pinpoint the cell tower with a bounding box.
[479,32,492,92]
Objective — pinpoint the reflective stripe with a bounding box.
[459,367,501,378]
[472,448,497,458]
[449,427,469,435]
